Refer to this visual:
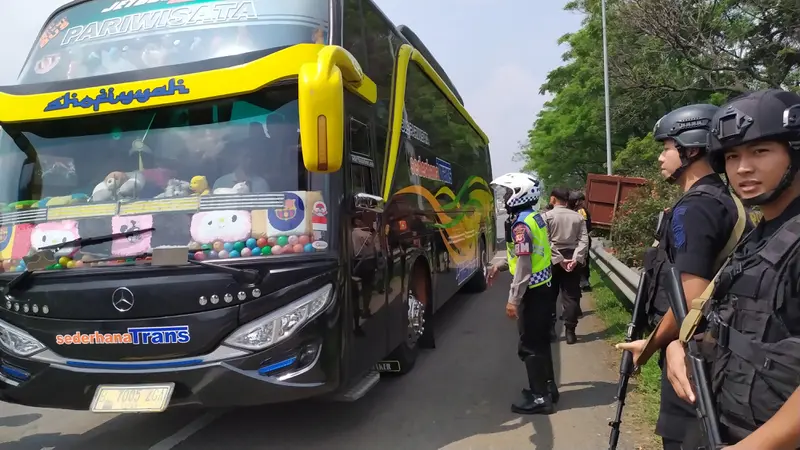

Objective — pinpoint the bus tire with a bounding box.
[463,237,488,293]
[389,264,432,374]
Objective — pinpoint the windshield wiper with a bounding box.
[40,227,155,252]
[2,268,34,297]
[188,259,265,286]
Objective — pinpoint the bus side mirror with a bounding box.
[298,46,368,174]
[354,192,384,213]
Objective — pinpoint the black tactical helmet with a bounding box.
[653,104,719,182]
[708,89,800,205]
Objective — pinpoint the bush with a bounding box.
[609,178,679,267]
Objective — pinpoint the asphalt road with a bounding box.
[0,265,646,450]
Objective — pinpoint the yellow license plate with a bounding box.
[90,383,174,413]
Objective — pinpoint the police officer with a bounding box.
[665,89,800,448]
[487,172,560,415]
[570,190,592,291]
[616,103,747,450]
[543,187,588,344]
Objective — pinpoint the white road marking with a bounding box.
[148,409,227,450]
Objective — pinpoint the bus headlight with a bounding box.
[0,319,46,357]
[223,284,334,351]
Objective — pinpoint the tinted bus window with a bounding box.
[20,0,330,85]
[359,0,402,122]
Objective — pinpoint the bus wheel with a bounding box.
[390,270,431,374]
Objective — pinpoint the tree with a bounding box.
[521,0,800,260]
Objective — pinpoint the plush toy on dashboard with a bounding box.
[36,193,90,208]
[90,171,145,202]
[190,176,210,195]
[154,178,192,198]
[212,181,249,195]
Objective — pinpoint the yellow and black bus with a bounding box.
[0,0,495,412]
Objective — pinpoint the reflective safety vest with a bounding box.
[506,210,552,288]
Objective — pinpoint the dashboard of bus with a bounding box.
[0,86,332,274]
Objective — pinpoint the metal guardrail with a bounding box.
[589,238,641,307]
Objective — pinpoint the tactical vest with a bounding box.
[705,215,800,442]
[506,210,553,288]
[643,184,737,328]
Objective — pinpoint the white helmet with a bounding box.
[490,172,542,210]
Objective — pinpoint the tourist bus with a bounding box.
[0,0,496,413]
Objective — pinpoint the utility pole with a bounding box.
[601,0,613,175]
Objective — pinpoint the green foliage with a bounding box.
[520,0,800,187]
[612,133,662,177]
[520,0,800,264]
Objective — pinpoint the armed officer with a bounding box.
[665,89,800,449]
[486,172,560,415]
[616,104,748,450]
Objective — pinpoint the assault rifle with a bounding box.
[665,266,725,450]
[608,271,650,450]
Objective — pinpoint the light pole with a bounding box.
[601,0,613,175]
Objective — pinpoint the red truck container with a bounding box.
[584,173,647,229]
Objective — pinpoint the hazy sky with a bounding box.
[0,0,583,179]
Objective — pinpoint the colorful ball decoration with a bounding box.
[246,238,257,249]
[276,236,289,246]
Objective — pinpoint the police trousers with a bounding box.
[517,281,558,361]
[552,248,583,328]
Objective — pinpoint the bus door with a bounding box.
[346,114,389,374]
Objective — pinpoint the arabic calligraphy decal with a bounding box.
[43,77,190,112]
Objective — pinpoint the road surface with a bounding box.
[0,262,647,450]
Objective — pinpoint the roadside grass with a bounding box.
[589,264,661,447]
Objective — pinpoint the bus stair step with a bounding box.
[331,370,380,402]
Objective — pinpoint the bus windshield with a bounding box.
[18,0,329,85]
[0,85,331,273]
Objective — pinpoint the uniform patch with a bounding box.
[512,224,532,255]
[533,213,546,228]
[514,226,526,243]
[671,206,687,249]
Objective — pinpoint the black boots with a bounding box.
[513,356,555,415]
[565,326,577,345]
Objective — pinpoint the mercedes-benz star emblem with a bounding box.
[112,287,135,312]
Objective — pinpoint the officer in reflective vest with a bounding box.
[615,103,749,450]
[665,89,800,448]
[487,172,560,415]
